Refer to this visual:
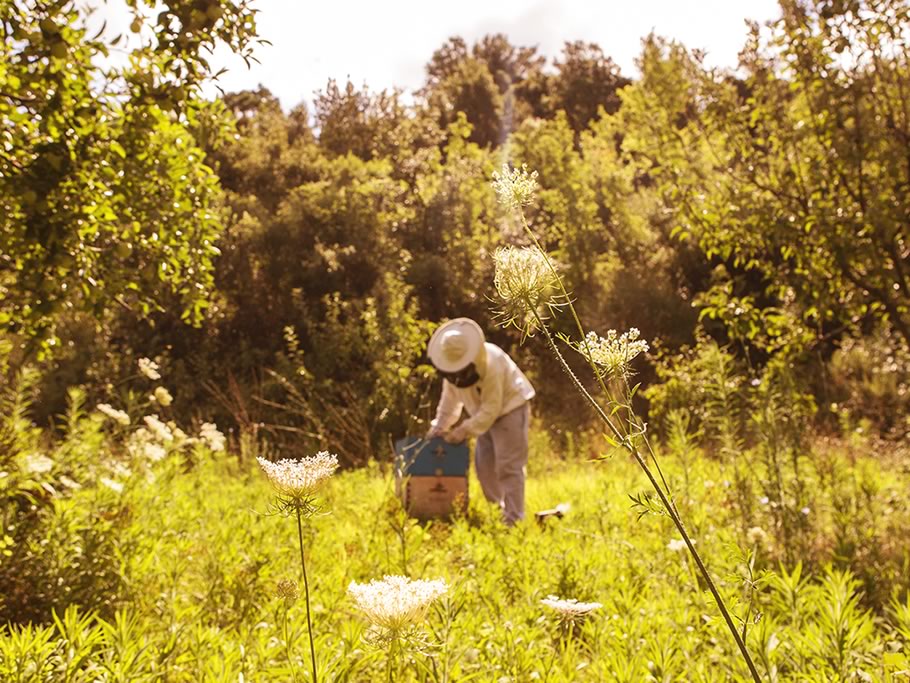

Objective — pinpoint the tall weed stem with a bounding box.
[500,190,762,678]
[296,508,318,683]
[527,271,763,683]
[534,316,761,683]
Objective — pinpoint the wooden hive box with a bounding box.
[394,437,469,519]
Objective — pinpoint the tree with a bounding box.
[314,79,406,160]
[548,41,631,133]
[421,34,548,148]
[0,0,260,353]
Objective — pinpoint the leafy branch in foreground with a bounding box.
[490,163,764,682]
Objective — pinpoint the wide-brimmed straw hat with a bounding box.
[427,318,485,373]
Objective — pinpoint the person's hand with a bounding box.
[425,424,444,440]
[444,425,468,444]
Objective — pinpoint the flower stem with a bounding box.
[387,637,398,683]
[532,312,763,683]
[283,605,298,682]
[296,507,318,683]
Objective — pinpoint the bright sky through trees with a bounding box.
[88,0,781,108]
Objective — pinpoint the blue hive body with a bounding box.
[394,437,470,519]
[394,437,470,477]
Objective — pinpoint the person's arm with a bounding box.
[449,369,505,440]
[428,380,463,436]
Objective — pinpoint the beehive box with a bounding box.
[394,437,469,519]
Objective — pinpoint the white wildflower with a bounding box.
[137,357,161,380]
[126,427,152,458]
[540,595,602,622]
[348,575,448,635]
[199,422,226,452]
[491,163,538,209]
[152,386,173,407]
[143,442,167,461]
[21,453,54,474]
[257,452,338,509]
[168,423,187,443]
[110,461,132,479]
[100,477,124,494]
[575,328,650,380]
[493,245,562,337]
[96,403,130,426]
[143,415,173,443]
[667,538,688,552]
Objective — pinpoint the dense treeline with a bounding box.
[3,0,909,464]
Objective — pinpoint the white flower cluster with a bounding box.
[257,452,338,503]
[576,328,650,380]
[348,575,448,635]
[540,595,602,621]
[493,245,561,336]
[143,415,173,443]
[667,538,688,552]
[127,431,167,462]
[21,453,54,475]
[491,163,539,209]
[747,526,769,546]
[199,422,226,452]
[152,386,173,407]
[96,403,130,426]
[137,357,161,380]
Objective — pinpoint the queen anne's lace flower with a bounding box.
[21,453,54,474]
[96,403,130,426]
[667,538,688,552]
[541,595,602,621]
[257,452,338,512]
[152,386,173,407]
[492,163,539,209]
[575,328,650,379]
[493,245,562,337]
[100,477,124,494]
[143,415,173,443]
[348,575,448,636]
[137,357,161,380]
[199,422,225,452]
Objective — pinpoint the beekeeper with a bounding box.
[426,318,535,525]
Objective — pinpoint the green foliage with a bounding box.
[617,3,910,357]
[827,326,910,438]
[547,41,631,133]
[0,349,229,624]
[0,417,907,681]
[0,0,260,348]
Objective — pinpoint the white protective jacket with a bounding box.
[431,342,535,438]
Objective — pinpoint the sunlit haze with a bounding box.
[87,0,782,109]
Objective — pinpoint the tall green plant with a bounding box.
[489,164,764,682]
[257,452,339,682]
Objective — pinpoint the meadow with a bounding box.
[5,1,910,680]
[2,390,909,681]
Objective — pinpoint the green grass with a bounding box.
[2,428,909,682]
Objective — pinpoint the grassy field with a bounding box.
[2,418,909,682]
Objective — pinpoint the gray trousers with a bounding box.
[474,403,530,525]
